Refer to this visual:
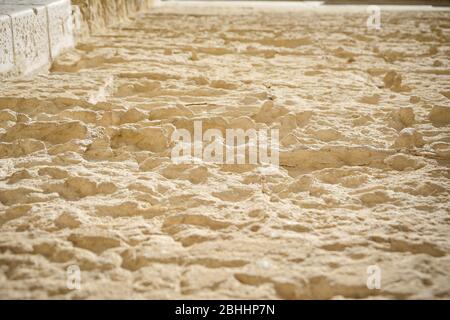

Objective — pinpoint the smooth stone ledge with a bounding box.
[0,0,73,77]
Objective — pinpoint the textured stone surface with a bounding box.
[0,13,13,73]
[0,2,449,299]
[0,5,50,76]
[71,0,159,39]
[46,0,74,58]
[0,0,159,77]
[0,1,74,77]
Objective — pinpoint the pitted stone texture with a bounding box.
[0,0,74,76]
[0,5,50,76]
[45,0,74,58]
[0,14,13,73]
[0,0,158,77]
[0,3,449,300]
[0,0,73,77]
[1,1,74,58]
[71,0,158,39]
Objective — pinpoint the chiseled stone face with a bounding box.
[0,0,74,77]
[0,0,158,77]
[0,5,49,75]
[46,0,74,58]
[0,0,449,301]
[10,5,50,74]
[0,13,13,73]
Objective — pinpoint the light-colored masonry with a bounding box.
[171,121,280,166]
[0,1,449,299]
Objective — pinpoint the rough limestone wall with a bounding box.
[0,0,158,78]
[0,0,75,78]
[72,0,158,40]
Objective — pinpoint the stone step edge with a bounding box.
[0,0,160,78]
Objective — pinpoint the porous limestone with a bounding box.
[0,1,449,300]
